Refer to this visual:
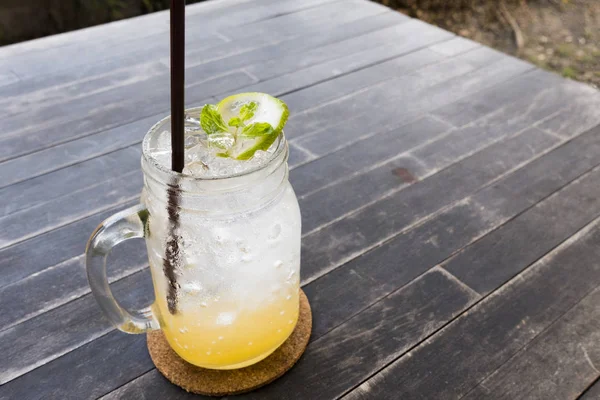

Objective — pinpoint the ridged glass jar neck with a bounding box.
[140,113,289,216]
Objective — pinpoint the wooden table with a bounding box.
[2,0,600,398]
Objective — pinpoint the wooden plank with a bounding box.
[0,114,160,189]
[220,0,389,42]
[0,55,473,249]
[0,71,19,87]
[0,238,147,330]
[0,201,137,290]
[0,170,142,250]
[0,0,252,58]
[99,369,198,399]
[0,147,142,218]
[432,68,598,128]
[290,49,531,146]
[0,2,394,118]
[300,122,598,291]
[6,104,599,397]
[1,0,338,81]
[0,70,243,162]
[0,268,154,386]
[537,93,600,139]
[445,165,600,295]
[302,69,592,279]
[280,42,457,115]
[429,36,480,56]
[0,14,403,161]
[0,125,561,387]
[0,45,445,189]
[242,19,449,81]
[236,38,448,108]
[346,216,600,400]
[297,80,566,235]
[102,269,478,400]
[0,333,152,399]
[461,285,600,400]
[290,116,453,197]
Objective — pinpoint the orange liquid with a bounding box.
[153,292,299,369]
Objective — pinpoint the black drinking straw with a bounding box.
[170,0,185,172]
[164,0,185,315]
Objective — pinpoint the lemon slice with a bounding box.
[216,92,289,160]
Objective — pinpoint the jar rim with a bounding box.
[141,106,287,184]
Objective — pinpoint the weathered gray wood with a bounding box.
[537,92,600,139]
[430,67,597,128]
[0,125,566,390]
[0,42,445,189]
[0,114,161,189]
[0,0,251,59]
[429,36,480,56]
[100,369,198,400]
[0,146,141,218]
[0,267,154,386]
[0,169,142,249]
[291,48,529,148]
[0,2,394,119]
[291,116,452,197]
[102,269,478,400]
[0,201,137,289]
[238,39,447,109]
[346,215,600,400]
[1,0,339,81]
[0,237,147,331]
[243,19,450,81]
[297,68,594,265]
[461,285,600,400]
[0,13,403,161]
[299,121,597,289]
[0,71,19,87]
[445,165,600,295]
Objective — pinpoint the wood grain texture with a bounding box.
[1,0,339,81]
[444,164,600,295]
[346,216,600,400]
[3,0,600,398]
[461,285,600,400]
[0,27,444,189]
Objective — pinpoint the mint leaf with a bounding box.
[240,122,274,138]
[228,117,244,128]
[200,104,228,135]
[239,101,258,122]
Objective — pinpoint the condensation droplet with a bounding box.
[277,329,282,333]
[269,224,282,240]
[274,260,283,269]
[218,336,224,341]
[206,351,211,356]
[212,340,216,344]
[179,327,188,334]
[248,342,253,346]
[288,319,294,324]
[286,294,292,300]
[200,302,208,307]
[183,345,189,349]
[286,270,295,282]
[280,310,285,315]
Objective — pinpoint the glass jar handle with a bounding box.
[85,204,159,334]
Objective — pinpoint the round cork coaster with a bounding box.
[147,290,312,396]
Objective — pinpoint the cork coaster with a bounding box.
[147,290,312,396]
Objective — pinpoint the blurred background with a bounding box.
[1,0,598,87]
